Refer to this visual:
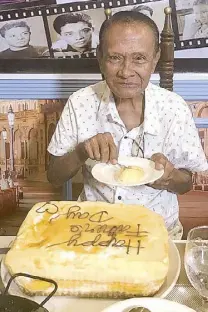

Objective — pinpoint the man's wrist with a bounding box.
[167,168,192,194]
[75,142,89,163]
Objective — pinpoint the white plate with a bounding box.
[101,298,196,312]
[0,240,180,312]
[154,239,181,298]
[92,156,164,187]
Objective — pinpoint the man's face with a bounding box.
[4,26,30,49]
[60,21,92,51]
[98,22,160,99]
[194,4,208,25]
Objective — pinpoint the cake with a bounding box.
[4,201,169,298]
[116,166,144,183]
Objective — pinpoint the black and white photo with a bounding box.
[0,0,206,70]
[111,0,170,33]
[175,0,208,40]
[47,8,105,58]
[0,16,49,58]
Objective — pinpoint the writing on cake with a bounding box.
[36,202,149,255]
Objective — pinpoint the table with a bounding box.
[0,238,204,312]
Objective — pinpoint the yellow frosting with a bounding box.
[5,201,169,298]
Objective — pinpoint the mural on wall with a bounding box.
[189,101,208,159]
[189,101,208,191]
[0,99,207,198]
[0,0,207,59]
[0,99,66,179]
[0,99,65,217]
[0,98,207,226]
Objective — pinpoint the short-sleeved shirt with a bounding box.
[48,81,208,230]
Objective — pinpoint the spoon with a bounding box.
[123,308,151,312]
[117,163,129,169]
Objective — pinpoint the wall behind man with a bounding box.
[0,73,207,186]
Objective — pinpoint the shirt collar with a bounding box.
[98,81,160,135]
[98,82,124,126]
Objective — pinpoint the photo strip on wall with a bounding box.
[0,0,207,59]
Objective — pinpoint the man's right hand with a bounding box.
[82,133,117,164]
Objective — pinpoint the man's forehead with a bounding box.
[61,22,89,31]
[105,21,151,33]
[104,22,154,42]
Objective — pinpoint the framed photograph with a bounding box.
[47,8,105,58]
[0,16,50,58]
[0,0,207,72]
[171,0,208,52]
[0,98,64,222]
[111,0,170,33]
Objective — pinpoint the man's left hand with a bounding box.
[149,153,175,190]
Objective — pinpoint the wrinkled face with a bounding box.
[97,22,160,99]
[193,4,208,25]
[60,22,92,50]
[4,26,30,49]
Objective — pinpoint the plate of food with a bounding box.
[91,156,164,187]
[101,298,196,312]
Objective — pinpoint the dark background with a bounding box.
[0,58,207,73]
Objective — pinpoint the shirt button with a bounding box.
[118,196,122,200]
[124,136,127,139]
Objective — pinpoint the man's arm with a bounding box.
[149,95,208,194]
[47,133,117,187]
[47,143,88,188]
[149,153,193,195]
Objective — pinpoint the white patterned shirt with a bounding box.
[48,81,208,230]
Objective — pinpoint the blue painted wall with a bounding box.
[0,78,207,100]
[0,76,207,128]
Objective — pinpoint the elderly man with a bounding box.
[47,11,208,239]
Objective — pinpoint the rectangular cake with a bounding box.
[4,201,169,298]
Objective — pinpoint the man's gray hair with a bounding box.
[98,10,160,53]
